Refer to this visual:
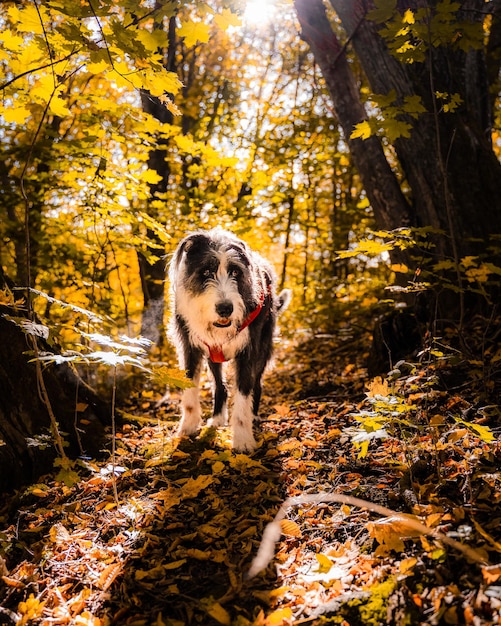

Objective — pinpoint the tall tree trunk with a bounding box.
[138,15,177,346]
[294,0,501,315]
[294,0,414,238]
[329,0,501,259]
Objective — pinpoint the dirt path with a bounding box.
[1,328,501,625]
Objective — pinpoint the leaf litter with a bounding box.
[1,317,501,625]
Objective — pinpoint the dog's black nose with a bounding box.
[216,301,233,317]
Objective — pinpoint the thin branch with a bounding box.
[247,492,489,579]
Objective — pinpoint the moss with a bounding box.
[357,577,397,626]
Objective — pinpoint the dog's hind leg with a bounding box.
[178,347,203,437]
[207,361,228,427]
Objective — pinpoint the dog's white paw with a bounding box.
[231,393,256,452]
[177,419,201,437]
[207,409,228,428]
[178,388,202,436]
[232,430,257,452]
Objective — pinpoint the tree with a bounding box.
[293,0,501,322]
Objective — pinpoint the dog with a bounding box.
[169,228,291,452]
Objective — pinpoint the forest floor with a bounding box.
[1,312,501,626]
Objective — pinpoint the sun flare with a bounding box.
[243,0,278,26]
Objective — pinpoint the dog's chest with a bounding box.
[192,327,250,363]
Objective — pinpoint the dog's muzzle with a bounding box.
[214,318,232,328]
[214,301,234,327]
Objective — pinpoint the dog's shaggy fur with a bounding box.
[169,228,291,452]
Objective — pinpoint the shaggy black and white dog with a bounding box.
[169,228,291,452]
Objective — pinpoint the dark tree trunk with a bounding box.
[294,0,501,369]
[329,0,501,259]
[295,0,501,260]
[138,15,177,346]
[0,270,109,492]
[294,0,414,239]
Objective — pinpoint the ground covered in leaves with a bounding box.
[1,315,501,625]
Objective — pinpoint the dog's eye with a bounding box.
[202,268,216,280]
[230,268,240,278]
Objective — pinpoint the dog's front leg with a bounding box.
[178,346,204,437]
[207,361,228,427]
[232,355,257,452]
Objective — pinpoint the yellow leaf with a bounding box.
[213,8,242,30]
[141,169,163,185]
[482,564,501,584]
[97,562,122,591]
[0,29,25,51]
[391,263,409,274]
[228,454,265,471]
[277,439,299,452]
[265,607,293,625]
[280,519,302,538]
[211,461,226,474]
[177,474,214,499]
[207,602,231,626]
[350,120,372,140]
[178,21,210,47]
[18,593,46,621]
[366,377,389,398]
[49,93,70,117]
[315,553,333,573]
[86,59,110,75]
[465,264,491,283]
[143,69,182,97]
[8,5,48,34]
[399,556,417,574]
[2,104,31,124]
[367,514,422,555]
[136,28,169,52]
[403,9,415,24]
[185,548,211,560]
[273,404,290,417]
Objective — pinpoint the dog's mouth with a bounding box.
[213,318,232,328]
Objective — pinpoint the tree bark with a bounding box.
[297,0,501,255]
[294,0,414,239]
[138,14,177,346]
[329,0,501,260]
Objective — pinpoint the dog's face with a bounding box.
[171,231,257,345]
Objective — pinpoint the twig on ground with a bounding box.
[247,492,489,579]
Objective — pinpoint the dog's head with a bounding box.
[170,229,260,343]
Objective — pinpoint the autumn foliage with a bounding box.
[1,0,501,624]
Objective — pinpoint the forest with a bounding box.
[1,0,501,624]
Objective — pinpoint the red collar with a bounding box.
[206,290,266,363]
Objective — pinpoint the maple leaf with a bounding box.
[7,5,48,34]
[213,8,242,31]
[178,21,210,47]
[2,103,31,124]
[367,515,422,555]
[350,120,372,140]
[176,474,215,499]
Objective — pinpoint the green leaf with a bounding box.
[367,0,397,24]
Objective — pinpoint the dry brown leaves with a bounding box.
[1,326,501,625]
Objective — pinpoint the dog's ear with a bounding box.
[277,289,292,313]
[170,232,209,273]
